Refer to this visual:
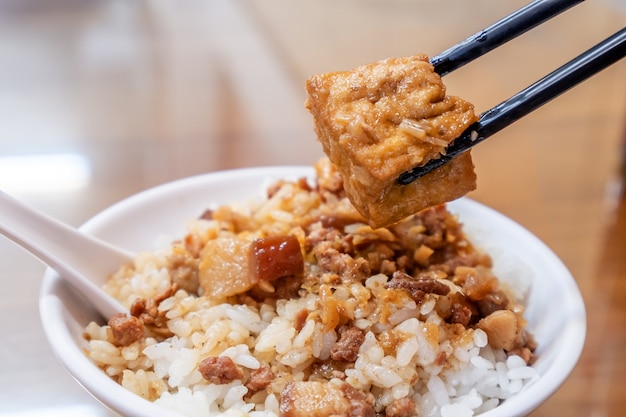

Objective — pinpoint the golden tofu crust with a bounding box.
[305,55,478,228]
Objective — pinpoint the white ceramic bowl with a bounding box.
[39,166,586,417]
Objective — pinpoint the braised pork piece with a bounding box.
[305,55,478,229]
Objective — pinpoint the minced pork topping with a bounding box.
[84,157,536,417]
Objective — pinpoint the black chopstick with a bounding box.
[399,27,626,185]
[430,0,584,76]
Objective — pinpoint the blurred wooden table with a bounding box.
[0,0,625,416]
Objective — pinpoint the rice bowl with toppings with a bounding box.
[39,163,586,417]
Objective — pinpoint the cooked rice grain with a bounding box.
[84,160,537,417]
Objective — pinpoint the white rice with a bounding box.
[83,164,538,417]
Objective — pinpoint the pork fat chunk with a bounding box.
[279,380,375,417]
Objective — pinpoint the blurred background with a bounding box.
[0,0,625,416]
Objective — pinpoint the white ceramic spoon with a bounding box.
[0,191,129,319]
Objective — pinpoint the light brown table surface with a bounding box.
[1,1,625,416]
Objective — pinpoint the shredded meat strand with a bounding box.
[108,313,144,347]
[245,367,274,392]
[385,397,417,417]
[198,356,244,384]
[331,327,365,362]
[385,271,450,302]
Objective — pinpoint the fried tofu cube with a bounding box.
[305,55,478,228]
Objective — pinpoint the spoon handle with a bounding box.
[0,191,129,318]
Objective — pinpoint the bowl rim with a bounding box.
[39,165,587,417]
